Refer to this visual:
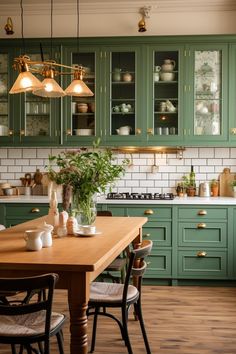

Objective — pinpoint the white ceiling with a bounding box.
[1,0,236,14]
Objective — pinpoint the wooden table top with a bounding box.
[0,216,147,274]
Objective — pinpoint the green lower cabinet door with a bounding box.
[102,206,126,216]
[178,222,227,247]
[145,249,172,278]
[143,221,171,247]
[178,250,227,278]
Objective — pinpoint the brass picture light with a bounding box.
[138,6,151,33]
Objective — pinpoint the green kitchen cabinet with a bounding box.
[62,45,100,145]
[5,203,49,227]
[146,44,184,144]
[183,43,228,143]
[229,44,236,142]
[0,46,17,146]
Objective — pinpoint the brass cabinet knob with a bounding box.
[8,130,13,136]
[136,128,142,135]
[144,209,154,215]
[143,233,150,238]
[230,128,236,135]
[198,210,207,216]
[20,130,25,136]
[197,251,207,257]
[31,208,40,213]
[197,223,206,229]
[66,129,72,136]
[147,128,153,135]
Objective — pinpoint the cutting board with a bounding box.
[219,168,236,197]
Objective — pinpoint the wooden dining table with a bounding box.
[0,215,147,354]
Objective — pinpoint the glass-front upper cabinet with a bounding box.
[63,46,98,145]
[185,44,228,142]
[104,46,143,144]
[19,46,61,145]
[147,45,184,144]
[229,44,236,143]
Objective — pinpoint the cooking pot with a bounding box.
[199,182,210,197]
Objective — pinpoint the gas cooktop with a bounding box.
[106,192,175,200]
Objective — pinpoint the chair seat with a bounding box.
[0,310,65,337]
[90,281,138,303]
[105,257,126,272]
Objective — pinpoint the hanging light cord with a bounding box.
[50,0,53,60]
[76,0,79,57]
[20,0,26,54]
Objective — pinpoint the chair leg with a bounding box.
[121,306,133,354]
[56,330,65,354]
[134,301,151,354]
[11,344,16,354]
[90,306,99,353]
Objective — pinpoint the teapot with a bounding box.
[161,59,176,72]
[116,126,132,135]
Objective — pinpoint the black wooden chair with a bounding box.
[97,210,127,283]
[87,239,153,354]
[0,273,66,354]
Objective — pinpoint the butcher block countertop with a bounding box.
[0,195,236,205]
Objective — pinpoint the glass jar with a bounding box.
[72,193,97,227]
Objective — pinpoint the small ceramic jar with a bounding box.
[123,72,132,82]
[77,103,88,113]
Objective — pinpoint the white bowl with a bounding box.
[74,129,94,136]
[160,72,175,81]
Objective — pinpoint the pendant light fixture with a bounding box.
[9,0,44,94]
[33,0,65,98]
[65,0,93,96]
[9,0,93,97]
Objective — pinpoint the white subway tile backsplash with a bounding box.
[0,147,235,194]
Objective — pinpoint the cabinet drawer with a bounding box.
[145,249,172,278]
[178,222,227,247]
[143,221,171,246]
[6,204,48,219]
[178,207,227,220]
[178,250,227,278]
[127,206,172,219]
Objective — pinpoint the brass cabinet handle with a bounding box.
[143,233,150,238]
[197,251,207,257]
[20,130,25,136]
[31,208,40,213]
[147,128,153,135]
[230,128,236,135]
[136,128,142,135]
[8,130,13,136]
[66,129,72,136]
[197,223,206,229]
[144,209,154,215]
[198,210,207,216]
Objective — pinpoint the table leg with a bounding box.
[68,272,90,354]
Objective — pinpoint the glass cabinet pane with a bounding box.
[0,54,9,136]
[153,51,179,137]
[24,53,51,137]
[71,52,95,137]
[194,50,221,136]
[110,52,136,136]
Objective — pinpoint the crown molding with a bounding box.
[1,0,236,16]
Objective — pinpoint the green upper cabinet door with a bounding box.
[0,47,17,146]
[62,45,100,146]
[229,44,236,143]
[18,44,61,146]
[184,44,228,143]
[146,44,184,145]
[102,45,144,145]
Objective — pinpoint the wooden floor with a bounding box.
[1,286,236,353]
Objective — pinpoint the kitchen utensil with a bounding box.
[199,182,211,197]
[24,173,32,186]
[151,154,159,173]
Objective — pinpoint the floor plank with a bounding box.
[1,286,236,353]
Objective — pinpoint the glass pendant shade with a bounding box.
[65,79,93,97]
[9,71,43,94]
[33,78,65,97]
[33,67,65,97]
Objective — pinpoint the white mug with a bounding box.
[81,225,96,235]
[24,229,43,251]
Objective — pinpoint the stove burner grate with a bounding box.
[106,192,175,200]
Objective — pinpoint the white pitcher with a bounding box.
[116,126,132,135]
[161,59,176,72]
[24,229,43,251]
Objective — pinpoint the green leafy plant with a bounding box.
[231,180,236,187]
[46,140,128,224]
